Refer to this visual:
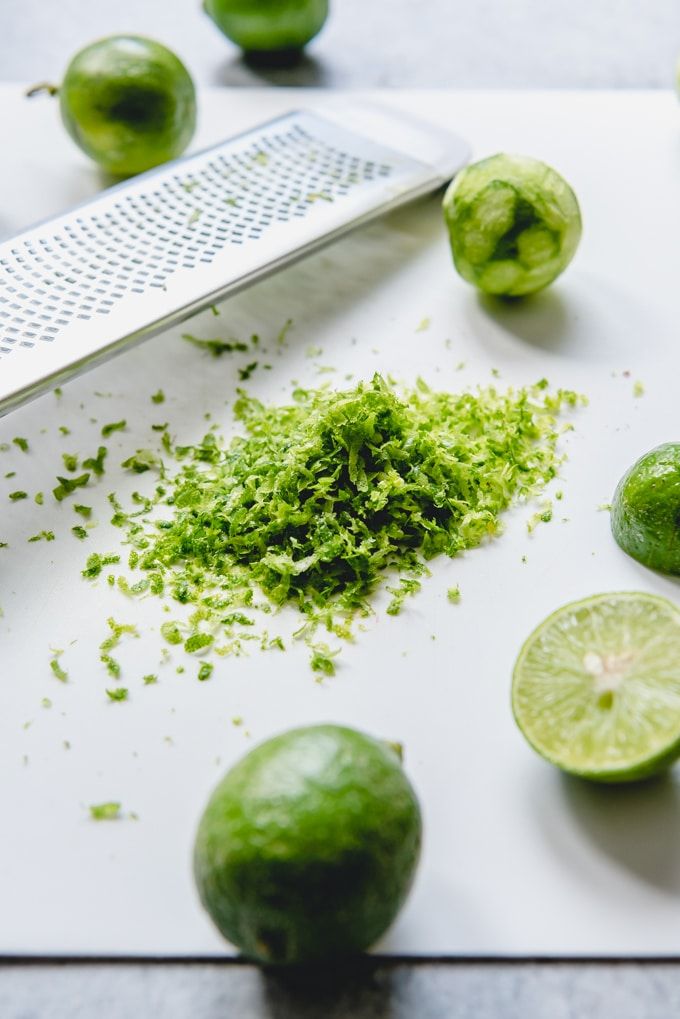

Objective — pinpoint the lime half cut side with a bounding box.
[512,592,680,782]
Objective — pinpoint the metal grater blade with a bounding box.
[0,103,469,416]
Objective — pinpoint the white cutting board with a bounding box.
[2,86,680,957]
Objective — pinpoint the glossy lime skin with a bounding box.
[59,36,196,177]
[611,443,680,574]
[193,724,422,964]
[204,0,328,53]
[443,154,582,297]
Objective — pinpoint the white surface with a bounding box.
[1,87,680,957]
[2,0,680,89]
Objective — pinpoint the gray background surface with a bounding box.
[2,0,680,88]
[2,0,680,1016]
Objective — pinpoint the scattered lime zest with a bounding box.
[34,492,44,505]
[28,530,55,542]
[82,552,120,579]
[121,449,161,474]
[101,420,126,438]
[72,526,88,540]
[89,802,121,820]
[161,621,183,645]
[633,381,645,398]
[12,437,29,453]
[198,661,214,681]
[182,333,248,356]
[309,642,339,677]
[447,585,461,604]
[9,491,28,501]
[50,657,68,682]
[106,687,128,701]
[74,504,92,518]
[53,473,89,501]
[82,447,107,476]
[151,389,166,404]
[276,318,293,345]
[185,633,214,654]
[62,453,79,472]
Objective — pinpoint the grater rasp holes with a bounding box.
[0,123,393,360]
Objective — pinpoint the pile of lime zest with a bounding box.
[84,374,581,672]
[89,802,121,820]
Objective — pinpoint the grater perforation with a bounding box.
[0,106,468,414]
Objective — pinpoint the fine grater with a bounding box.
[0,102,469,417]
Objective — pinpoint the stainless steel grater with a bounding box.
[0,102,469,416]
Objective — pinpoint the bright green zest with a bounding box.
[512,592,680,782]
[58,35,196,177]
[611,443,680,574]
[204,0,328,55]
[193,724,421,964]
[97,374,579,669]
[443,154,582,297]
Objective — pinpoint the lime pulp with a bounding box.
[512,592,680,782]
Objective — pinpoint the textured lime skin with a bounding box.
[611,444,680,574]
[443,154,582,297]
[512,592,680,783]
[59,36,196,177]
[204,0,328,53]
[193,724,422,964]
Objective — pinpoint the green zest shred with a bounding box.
[101,420,126,438]
[53,473,89,502]
[50,657,68,682]
[89,802,121,820]
[84,374,581,672]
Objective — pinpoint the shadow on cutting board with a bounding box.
[559,771,680,893]
[214,51,330,88]
[475,289,572,354]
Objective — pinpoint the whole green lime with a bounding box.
[611,443,680,573]
[204,0,328,55]
[193,724,422,964]
[59,36,196,177]
[443,154,582,297]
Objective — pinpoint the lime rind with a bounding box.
[443,153,582,297]
[512,592,680,782]
[611,443,680,575]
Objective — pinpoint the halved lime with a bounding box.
[512,592,680,782]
